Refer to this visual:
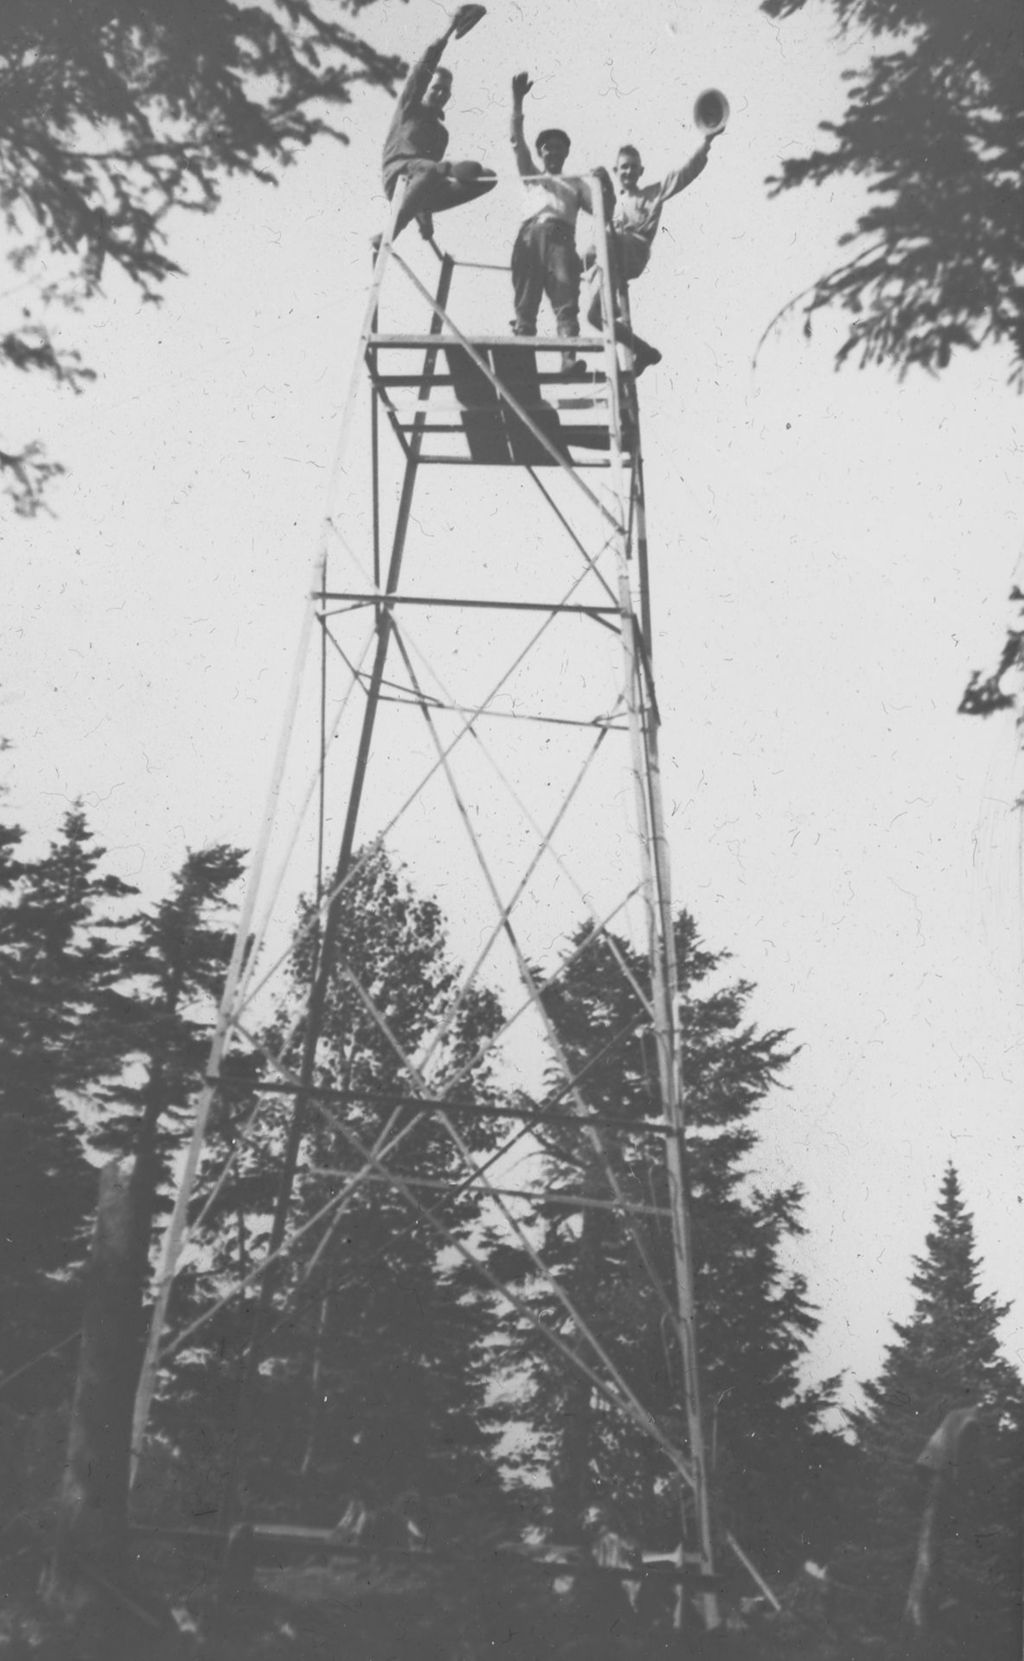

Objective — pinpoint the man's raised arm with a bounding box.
[658,133,717,203]
[510,72,535,175]
[399,7,479,112]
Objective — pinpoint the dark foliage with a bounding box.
[0,1,404,510]
[851,1165,1023,1654]
[83,844,249,1481]
[0,800,251,1599]
[172,844,512,1538]
[0,803,135,1409]
[494,913,843,1574]
[960,584,1024,733]
[759,0,1024,381]
[91,843,246,1208]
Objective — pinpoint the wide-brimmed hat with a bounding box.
[451,4,486,38]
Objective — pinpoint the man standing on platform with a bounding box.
[585,133,720,373]
[509,72,597,379]
[382,5,496,243]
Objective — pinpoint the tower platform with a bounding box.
[368,335,626,465]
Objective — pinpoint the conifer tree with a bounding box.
[854,1164,1022,1651]
[181,844,510,1533]
[0,3,403,512]
[757,0,1023,380]
[90,844,247,1263]
[494,914,838,1570]
[0,805,135,1408]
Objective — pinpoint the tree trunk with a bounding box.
[299,1291,330,1479]
[43,1159,142,1611]
[905,1471,944,1631]
[552,1367,594,1541]
[551,1195,608,1540]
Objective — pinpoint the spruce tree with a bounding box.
[493,913,838,1571]
[854,1164,1022,1652]
[0,805,135,1408]
[68,843,251,1521]
[90,844,247,1261]
[757,0,1023,381]
[179,844,510,1534]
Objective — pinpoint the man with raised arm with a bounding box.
[509,71,598,379]
[586,133,720,372]
[381,5,496,243]
[609,135,717,283]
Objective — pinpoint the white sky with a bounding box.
[2,0,1022,1406]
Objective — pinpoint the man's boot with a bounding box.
[629,334,662,377]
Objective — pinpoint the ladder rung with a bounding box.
[387,397,609,418]
[399,422,621,451]
[370,372,608,390]
[368,334,607,352]
[416,454,614,468]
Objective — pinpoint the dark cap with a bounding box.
[535,128,570,152]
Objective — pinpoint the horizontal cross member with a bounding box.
[317,592,618,617]
[368,334,606,352]
[206,1077,679,1141]
[127,1525,722,1588]
[306,1165,674,1220]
